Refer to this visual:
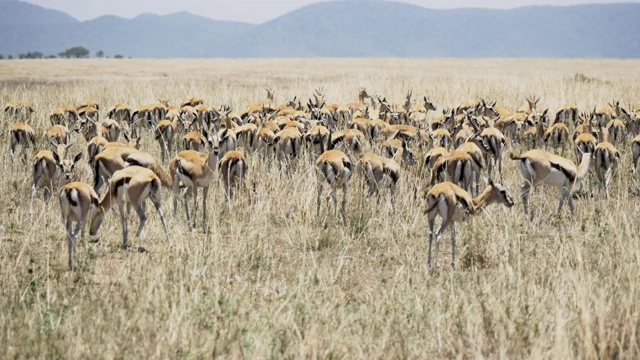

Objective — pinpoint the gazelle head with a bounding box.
[477,99,499,119]
[358,87,371,103]
[313,87,326,108]
[122,131,141,149]
[483,178,515,209]
[265,88,276,103]
[528,108,549,129]
[526,95,540,111]
[399,140,416,166]
[203,127,221,157]
[621,106,638,123]
[52,148,82,182]
[285,96,297,109]
[404,90,413,111]
[424,96,437,111]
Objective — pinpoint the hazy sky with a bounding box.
[24,0,640,23]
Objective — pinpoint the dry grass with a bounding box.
[1,58,640,358]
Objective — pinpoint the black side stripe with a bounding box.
[550,162,575,182]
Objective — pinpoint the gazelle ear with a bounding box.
[73,152,83,164]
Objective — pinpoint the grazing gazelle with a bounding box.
[316,147,352,226]
[421,179,514,270]
[170,132,220,233]
[90,166,171,248]
[58,181,99,270]
[510,149,591,216]
[30,142,82,213]
[93,146,171,193]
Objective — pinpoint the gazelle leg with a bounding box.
[132,202,147,238]
[154,202,171,246]
[29,172,41,215]
[73,219,82,268]
[192,186,198,228]
[202,186,209,234]
[427,217,435,267]
[66,220,73,270]
[451,223,457,270]
[184,187,192,229]
[604,167,612,199]
[316,178,323,220]
[172,176,179,216]
[118,202,128,248]
[341,182,348,226]
[521,181,531,215]
[434,217,451,269]
[389,182,396,209]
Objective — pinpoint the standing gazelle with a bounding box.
[30,142,82,214]
[59,182,99,270]
[90,166,171,248]
[510,149,591,216]
[422,179,514,270]
[218,149,250,204]
[316,148,352,225]
[170,132,220,233]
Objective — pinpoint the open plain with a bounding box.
[1,58,640,358]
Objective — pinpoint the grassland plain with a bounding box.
[1,58,640,358]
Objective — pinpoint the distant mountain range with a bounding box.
[1,0,639,58]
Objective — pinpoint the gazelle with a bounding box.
[304,125,330,160]
[273,127,302,169]
[424,146,449,171]
[316,147,352,226]
[87,133,140,166]
[155,115,189,163]
[456,140,485,196]
[475,119,506,182]
[45,124,70,145]
[218,149,250,204]
[5,101,34,121]
[430,128,452,149]
[543,122,570,155]
[10,121,36,163]
[183,130,208,151]
[421,179,514,270]
[381,137,417,165]
[169,132,220,233]
[510,149,591,216]
[632,134,640,175]
[59,181,100,270]
[50,108,66,126]
[93,146,171,192]
[30,142,82,213]
[430,150,476,194]
[593,140,620,199]
[358,144,415,207]
[517,95,540,115]
[101,119,121,142]
[604,118,626,145]
[90,166,171,248]
[107,102,132,124]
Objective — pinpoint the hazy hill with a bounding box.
[1,0,639,58]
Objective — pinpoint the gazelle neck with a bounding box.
[471,186,495,212]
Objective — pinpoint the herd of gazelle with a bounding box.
[5,90,640,270]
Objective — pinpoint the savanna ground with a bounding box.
[1,58,640,358]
